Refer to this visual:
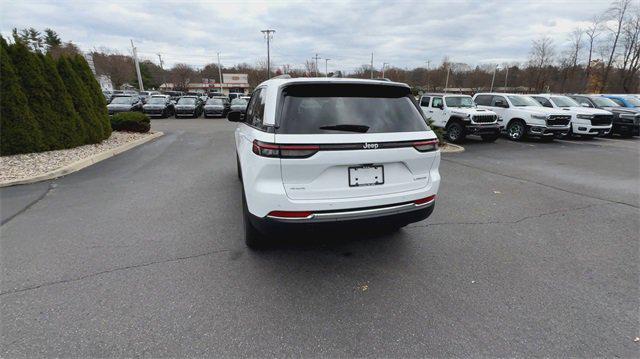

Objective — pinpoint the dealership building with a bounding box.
[160,74,251,95]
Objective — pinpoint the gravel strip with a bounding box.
[0,131,154,182]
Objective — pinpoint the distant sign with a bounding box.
[223,73,248,84]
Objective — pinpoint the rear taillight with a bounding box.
[267,210,314,219]
[413,139,438,152]
[252,140,319,158]
[414,195,436,205]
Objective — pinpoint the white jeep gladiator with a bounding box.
[473,93,571,141]
[419,93,501,143]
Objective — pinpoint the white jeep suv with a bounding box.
[229,77,441,248]
[473,93,571,140]
[529,94,613,138]
[419,93,501,143]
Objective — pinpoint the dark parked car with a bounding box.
[143,95,175,118]
[138,91,160,104]
[164,91,184,102]
[211,96,230,113]
[203,98,226,118]
[107,95,143,115]
[174,96,204,118]
[569,95,640,138]
[230,98,248,114]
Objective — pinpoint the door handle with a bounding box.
[428,110,433,113]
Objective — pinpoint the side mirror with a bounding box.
[437,103,444,110]
[227,111,243,122]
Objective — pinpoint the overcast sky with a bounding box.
[1,0,613,72]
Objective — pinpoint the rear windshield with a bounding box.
[277,84,428,134]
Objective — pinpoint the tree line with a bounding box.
[1,30,111,156]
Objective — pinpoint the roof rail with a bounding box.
[271,74,292,80]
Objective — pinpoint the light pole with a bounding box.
[370,52,374,79]
[490,64,499,92]
[324,58,330,77]
[217,52,223,93]
[382,62,389,78]
[504,66,509,90]
[425,59,431,91]
[261,29,275,79]
[444,65,450,93]
[313,53,321,77]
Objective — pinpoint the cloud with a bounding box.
[0,0,612,72]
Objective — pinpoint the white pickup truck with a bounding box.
[419,93,501,143]
[472,93,571,141]
[529,94,613,138]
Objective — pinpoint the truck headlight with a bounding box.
[576,114,593,120]
[531,114,547,120]
[619,113,636,119]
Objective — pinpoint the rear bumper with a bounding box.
[250,200,435,234]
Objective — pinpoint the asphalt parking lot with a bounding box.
[1,118,638,357]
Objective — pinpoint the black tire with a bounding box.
[242,189,264,249]
[445,122,466,143]
[480,133,499,142]
[507,120,526,141]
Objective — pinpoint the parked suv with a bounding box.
[229,78,440,248]
[419,93,500,143]
[568,95,640,138]
[473,93,570,140]
[530,94,612,138]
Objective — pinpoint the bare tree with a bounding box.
[585,16,603,76]
[169,63,196,91]
[529,36,555,91]
[620,4,640,92]
[601,0,631,91]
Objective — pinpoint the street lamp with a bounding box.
[261,29,275,79]
[490,64,500,92]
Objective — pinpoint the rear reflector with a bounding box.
[413,140,438,152]
[267,210,314,218]
[414,195,436,205]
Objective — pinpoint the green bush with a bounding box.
[110,112,150,133]
[56,56,103,143]
[70,54,111,139]
[7,41,63,150]
[0,38,45,155]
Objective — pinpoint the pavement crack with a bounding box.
[442,158,640,209]
[406,203,599,229]
[1,183,56,226]
[0,248,232,296]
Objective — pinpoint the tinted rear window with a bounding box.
[277,84,428,134]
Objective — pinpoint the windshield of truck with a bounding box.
[445,96,475,108]
[550,96,580,107]
[592,97,619,107]
[508,95,541,107]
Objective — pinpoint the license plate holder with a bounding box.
[348,165,384,187]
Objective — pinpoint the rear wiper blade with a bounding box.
[319,124,370,133]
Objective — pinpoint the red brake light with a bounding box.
[253,140,319,158]
[413,139,438,152]
[267,210,314,218]
[414,195,436,205]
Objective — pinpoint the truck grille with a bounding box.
[473,115,496,123]
[591,115,612,126]
[145,109,163,114]
[547,115,571,126]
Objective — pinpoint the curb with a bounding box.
[0,131,164,188]
[441,142,465,153]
